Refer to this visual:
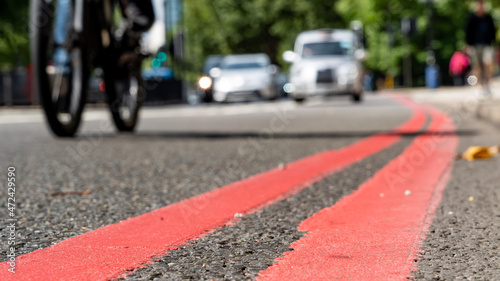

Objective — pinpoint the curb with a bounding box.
[383,82,500,128]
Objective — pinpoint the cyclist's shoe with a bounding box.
[112,31,142,80]
[484,85,493,98]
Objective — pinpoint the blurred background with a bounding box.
[2,0,500,106]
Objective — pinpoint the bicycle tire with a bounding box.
[30,0,89,137]
[105,69,144,132]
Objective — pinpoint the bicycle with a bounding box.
[30,0,147,137]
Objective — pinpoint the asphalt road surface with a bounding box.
[0,93,498,280]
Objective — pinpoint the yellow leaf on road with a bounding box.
[460,146,499,161]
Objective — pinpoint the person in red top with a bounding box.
[449,50,471,86]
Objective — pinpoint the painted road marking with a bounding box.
[257,106,458,281]
[0,97,426,280]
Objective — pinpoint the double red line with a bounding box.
[0,97,456,280]
[257,106,458,280]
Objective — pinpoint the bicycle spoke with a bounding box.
[48,66,63,104]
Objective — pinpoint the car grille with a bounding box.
[316,69,333,83]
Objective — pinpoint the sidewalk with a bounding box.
[385,78,500,127]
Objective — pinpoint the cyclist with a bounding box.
[53,0,155,68]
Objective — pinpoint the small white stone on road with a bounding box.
[404,190,412,196]
[234,213,243,218]
[380,193,385,198]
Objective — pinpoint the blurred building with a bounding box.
[143,0,183,53]
[165,0,182,32]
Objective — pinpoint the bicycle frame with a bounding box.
[70,0,128,68]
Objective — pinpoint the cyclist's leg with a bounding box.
[54,0,71,44]
[475,46,486,86]
[127,0,155,33]
[53,0,71,66]
[117,0,155,54]
[468,46,481,85]
[483,46,494,93]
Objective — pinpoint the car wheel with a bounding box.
[202,90,214,103]
[351,92,363,103]
[267,92,279,101]
[294,97,306,103]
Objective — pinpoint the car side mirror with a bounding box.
[354,49,367,61]
[267,64,280,74]
[283,51,298,63]
[209,67,222,78]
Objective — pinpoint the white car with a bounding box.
[212,54,280,102]
[283,29,365,103]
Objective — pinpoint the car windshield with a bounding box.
[301,42,347,57]
[222,62,267,70]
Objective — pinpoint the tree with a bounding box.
[0,1,30,70]
[336,0,499,86]
[183,0,345,77]
[183,0,500,86]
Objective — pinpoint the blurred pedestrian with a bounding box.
[466,0,497,96]
[449,49,470,86]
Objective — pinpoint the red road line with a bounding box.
[0,98,426,281]
[256,105,458,281]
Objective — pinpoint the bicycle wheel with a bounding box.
[30,0,88,137]
[105,68,144,132]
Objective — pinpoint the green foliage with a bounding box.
[0,0,30,70]
[183,0,500,86]
[336,0,500,85]
[183,0,345,75]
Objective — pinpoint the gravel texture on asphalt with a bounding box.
[0,97,411,262]
[122,137,415,280]
[412,109,500,280]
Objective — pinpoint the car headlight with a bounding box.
[283,83,295,93]
[198,76,212,90]
[209,67,221,78]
